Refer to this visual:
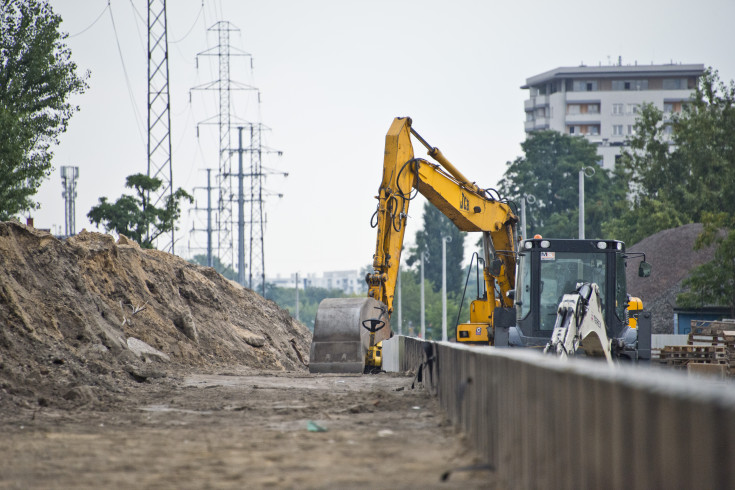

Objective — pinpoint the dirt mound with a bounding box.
[626,223,717,333]
[0,221,311,410]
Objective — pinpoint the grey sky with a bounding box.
[36,0,735,278]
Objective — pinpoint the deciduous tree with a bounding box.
[88,173,192,249]
[0,0,88,219]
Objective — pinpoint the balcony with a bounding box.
[524,118,550,132]
[565,113,601,124]
[524,95,549,111]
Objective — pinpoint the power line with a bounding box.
[68,1,110,38]
[171,1,204,44]
[108,2,146,148]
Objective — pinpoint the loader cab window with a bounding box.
[615,252,627,321]
[538,251,607,331]
[517,253,531,321]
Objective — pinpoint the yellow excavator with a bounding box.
[309,117,519,373]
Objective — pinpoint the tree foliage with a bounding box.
[265,284,348,331]
[610,68,735,312]
[613,68,735,244]
[0,0,88,219]
[498,130,626,239]
[88,173,193,249]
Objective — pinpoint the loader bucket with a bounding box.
[309,297,392,373]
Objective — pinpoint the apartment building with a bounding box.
[522,63,705,169]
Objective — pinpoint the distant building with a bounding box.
[306,270,367,295]
[266,270,367,295]
[522,62,705,169]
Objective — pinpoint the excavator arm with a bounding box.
[309,117,517,373]
[367,118,517,317]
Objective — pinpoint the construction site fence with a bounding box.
[386,336,735,489]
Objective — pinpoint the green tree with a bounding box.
[616,67,735,313]
[0,0,88,219]
[395,266,479,340]
[498,130,626,239]
[677,212,735,317]
[406,202,466,294]
[190,254,237,281]
[265,284,348,331]
[615,68,735,242]
[88,173,193,249]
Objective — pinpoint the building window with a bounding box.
[664,102,683,114]
[612,103,624,115]
[567,104,581,115]
[627,125,635,135]
[612,79,649,91]
[613,125,623,136]
[586,104,600,114]
[526,112,534,122]
[663,78,685,90]
[627,103,640,114]
[589,125,600,135]
[535,107,546,118]
[572,80,598,92]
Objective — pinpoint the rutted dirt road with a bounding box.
[0,369,493,489]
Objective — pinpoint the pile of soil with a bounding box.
[626,223,718,333]
[0,221,311,410]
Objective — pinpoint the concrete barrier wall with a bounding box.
[399,336,735,489]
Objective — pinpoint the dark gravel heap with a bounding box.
[626,223,718,333]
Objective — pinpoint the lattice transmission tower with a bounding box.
[147,0,174,251]
[191,21,255,271]
[242,123,284,294]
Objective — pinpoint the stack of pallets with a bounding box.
[658,320,735,377]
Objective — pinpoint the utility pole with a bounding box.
[191,21,254,269]
[396,266,402,335]
[237,127,246,286]
[420,251,427,339]
[190,169,216,267]
[147,0,174,252]
[295,272,300,322]
[441,236,452,342]
[206,169,213,267]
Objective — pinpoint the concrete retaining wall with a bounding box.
[398,336,735,489]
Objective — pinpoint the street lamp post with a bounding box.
[579,167,595,239]
[520,194,536,240]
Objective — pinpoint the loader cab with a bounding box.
[508,238,629,348]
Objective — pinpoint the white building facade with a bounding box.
[266,270,367,295]
[522,63,705,169]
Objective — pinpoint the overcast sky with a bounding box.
[36,0,735,279]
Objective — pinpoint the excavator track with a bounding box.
[309,297,391,373]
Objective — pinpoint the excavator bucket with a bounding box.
[309,297,392,374]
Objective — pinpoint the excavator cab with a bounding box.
[494,238,651,361]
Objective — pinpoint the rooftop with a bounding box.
[522,63,706,89]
